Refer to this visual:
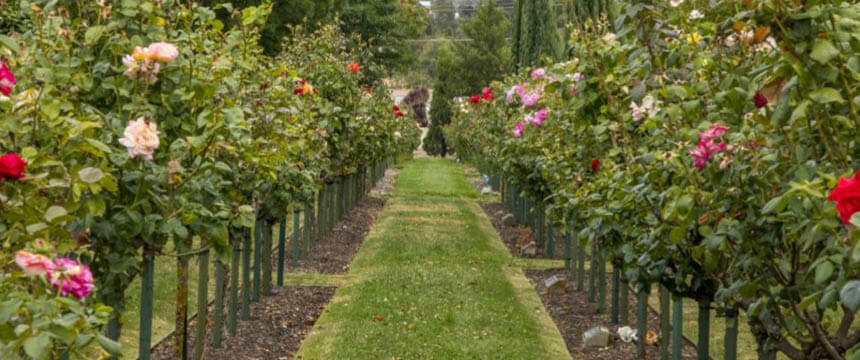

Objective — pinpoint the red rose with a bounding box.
[828,170,860,224]
[348,62,361,74]
[364,86,373,93]
[393,104,400,112]
[591,158,601,173]
[395,111,404,118]
[754,92,768,108]
[299,78,307,84]
[0,153,27,180]
[293,87,305,96]
[469,95,481,104]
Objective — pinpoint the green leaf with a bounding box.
[670,227,686,244]
[810,39,840,64]
[809,88,845,104]
[853,244,860,263]
[24,332,51,360]
[851,213,860,228]
[790,100,810,123]
[815,261,834,284]
[78,167,105,184]
[84,25,107,45]
[762,195,786,214]
[0,300,21,322]
[85,138,113,154]
[97,334,122,355]
[841,280,860,312]
[26,222,48,234]
[45,206,68,222]
[0,35,19,54]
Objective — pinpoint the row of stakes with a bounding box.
[125,160,392,360]
[484,173,774,360]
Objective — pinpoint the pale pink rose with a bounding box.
[513,121,525,138]
[148,42,179,63]
[15,251,54,277]
[394,131,402,139]
[530,68,546,79]
[521,92,541,108]
[119,117,160,161]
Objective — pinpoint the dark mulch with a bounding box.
[526,268,698,360]
[480,202,566,259]
[152,286,335,360]
[286,196,385,274]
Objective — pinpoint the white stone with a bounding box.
[481,186,492,195]
[521,241,537,256]
[618,326,638,343]
[583,326,610,348]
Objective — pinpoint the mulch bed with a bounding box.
[526,268,698,360]
[151,285,335,360]
[480,202,566,259]
[286,195,385,274]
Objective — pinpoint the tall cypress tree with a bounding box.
[515,0,560,69]
[512,0,525,71]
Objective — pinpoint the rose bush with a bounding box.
[447,0,860,357]
[1,0,419,358]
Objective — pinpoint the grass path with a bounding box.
[296,157,571,360]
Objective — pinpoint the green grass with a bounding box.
[297,158,569,359]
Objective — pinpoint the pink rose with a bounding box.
[119,117,160,161]
[148,42,179,63]
[50,258,94,299]
[0,61,17,96]
[521,92,541,108]
[513,122,525,138]
[15,251,54,277]
[699,124,730,141]
[530,68,546,79]
[689,140,727,169]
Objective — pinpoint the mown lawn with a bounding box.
[297,157,569,359]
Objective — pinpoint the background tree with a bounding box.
[514,0,561,69]
[425,0,511,156]
[432,0,458,36]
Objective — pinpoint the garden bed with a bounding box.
[526,268,698,360]
[151,285,335,360]
[287,195,385,274]
[480,201,566,259]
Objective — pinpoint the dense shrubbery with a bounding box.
[449,0,860,358]
[0,1,418,358]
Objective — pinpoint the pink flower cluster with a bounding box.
[514,108,550,138]
[690,124,729,169]
[15,251,95,299]
[0,61,17,96]
[513,121,525,138]
[530,68,547,79]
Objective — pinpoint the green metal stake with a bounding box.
[611,269,620,324]
[139,248,154,360]
[261,222,273,296]
[106,313,120,360]
[295,208,304,268]
[213,259,225,348]
[228,242,239,336]
[620,279,629,325]
[292,209,301,269]
[598,257,607,314]
[577,240,585,292]
[638,285,649,359]
[194,247,210,360]
[589,242,597,303]
[698,300,711,360]
[672,294,683,360]
[304,203,313,254]
[277,216,286,287]
[564,227,572,271]
[241,228,251,320]
[660,285,671,360]
[725,308,739,360]
[252,220,261,301]
[547,220,555,259]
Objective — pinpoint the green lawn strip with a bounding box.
[297,158,567,359]
[511,257,567,270]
